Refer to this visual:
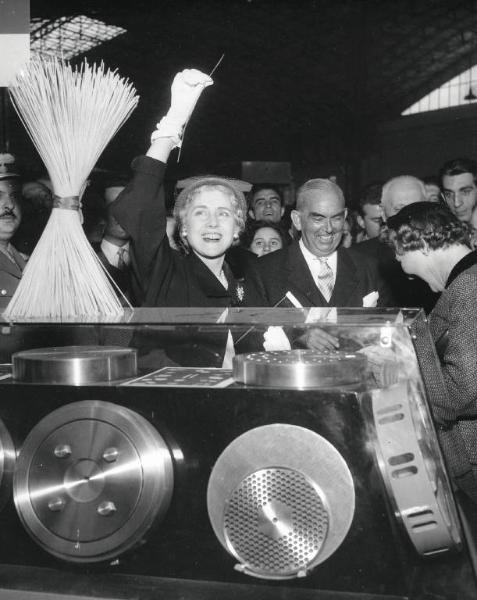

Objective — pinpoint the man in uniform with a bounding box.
[0,169,24,310]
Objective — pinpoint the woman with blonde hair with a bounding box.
[113,69,263,309]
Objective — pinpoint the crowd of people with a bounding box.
[2,69,477,506]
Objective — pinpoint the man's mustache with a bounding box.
[0,208,17,218]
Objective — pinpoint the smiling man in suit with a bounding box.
[249,179,391,346]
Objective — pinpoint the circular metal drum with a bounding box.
[14,401,173,563]
[368,381,462,556]
[233,349,366,389]
[0,419,15,511]
[12,346,137,385]
[207,424,355,579]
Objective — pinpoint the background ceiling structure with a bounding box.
[20,0,477,189]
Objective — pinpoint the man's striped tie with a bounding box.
[316,258,334,302]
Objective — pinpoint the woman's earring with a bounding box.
[233,233,239,240]
[182,229,187,237]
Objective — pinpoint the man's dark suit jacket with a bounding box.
[0,246,27,310]
[248,241,391,307]
[352,237,439,312]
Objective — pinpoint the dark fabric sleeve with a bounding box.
[375,263,396,307]
[111,156,169,305]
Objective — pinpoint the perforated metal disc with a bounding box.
[208,424,355,579]
[224,467,328,577]
[233,349,366,388]
[14,401,173,563]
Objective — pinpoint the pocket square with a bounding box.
[362,291,379,307]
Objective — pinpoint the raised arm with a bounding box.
[111,69,212,302]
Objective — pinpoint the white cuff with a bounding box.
[150,115,184,148]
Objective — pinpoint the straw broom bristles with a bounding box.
[3,58,139,319]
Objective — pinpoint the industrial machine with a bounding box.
[0,307,474,600]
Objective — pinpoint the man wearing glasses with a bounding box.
[439,157,477,224]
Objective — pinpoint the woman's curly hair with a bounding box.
[383,201,471,254]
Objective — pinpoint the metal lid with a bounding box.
[233,349,366,388]
[12,345,137,384]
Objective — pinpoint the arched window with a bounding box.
[403,64,477,115]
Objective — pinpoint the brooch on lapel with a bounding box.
[235,283,245,303]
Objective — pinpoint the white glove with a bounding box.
[151,69,213,148]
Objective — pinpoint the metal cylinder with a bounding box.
[233,349,366,389]
[12,346,137,385]
[0,418,15,512]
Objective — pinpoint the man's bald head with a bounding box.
[381,175,427,219]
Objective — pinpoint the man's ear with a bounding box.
[356,214,364,229]
[290,209,302,231]
[248,208,256,220]
[280,206,285,218]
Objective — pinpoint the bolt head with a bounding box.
[54,444,72,458]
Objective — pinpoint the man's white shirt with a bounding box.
[100,239,130,268]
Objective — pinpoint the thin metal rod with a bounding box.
[209,53,225,78]
[177,54,225,162]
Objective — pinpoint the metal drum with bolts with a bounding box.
[13,400,174,563]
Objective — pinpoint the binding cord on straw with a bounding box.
[3,57,139,320]
[53,196,80,210]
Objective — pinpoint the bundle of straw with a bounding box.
[3,58,139,319]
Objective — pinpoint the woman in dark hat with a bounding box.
[386,201,477,504]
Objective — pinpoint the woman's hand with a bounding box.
[168,69,213,127]
[148,69,213,158]
[299,327,340,351]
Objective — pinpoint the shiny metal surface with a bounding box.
[368,381,462,555]
[14,401,173,562]
[207,424,355,579]
[12,346,137,385]
[233,349,366,388]
[0,419,15,512]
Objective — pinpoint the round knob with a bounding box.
[97,501,117,516]
[54,444,72,458]
[48,497,66,512]
[102,447,119,463]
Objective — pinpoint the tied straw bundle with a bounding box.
[3,58,139,319]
